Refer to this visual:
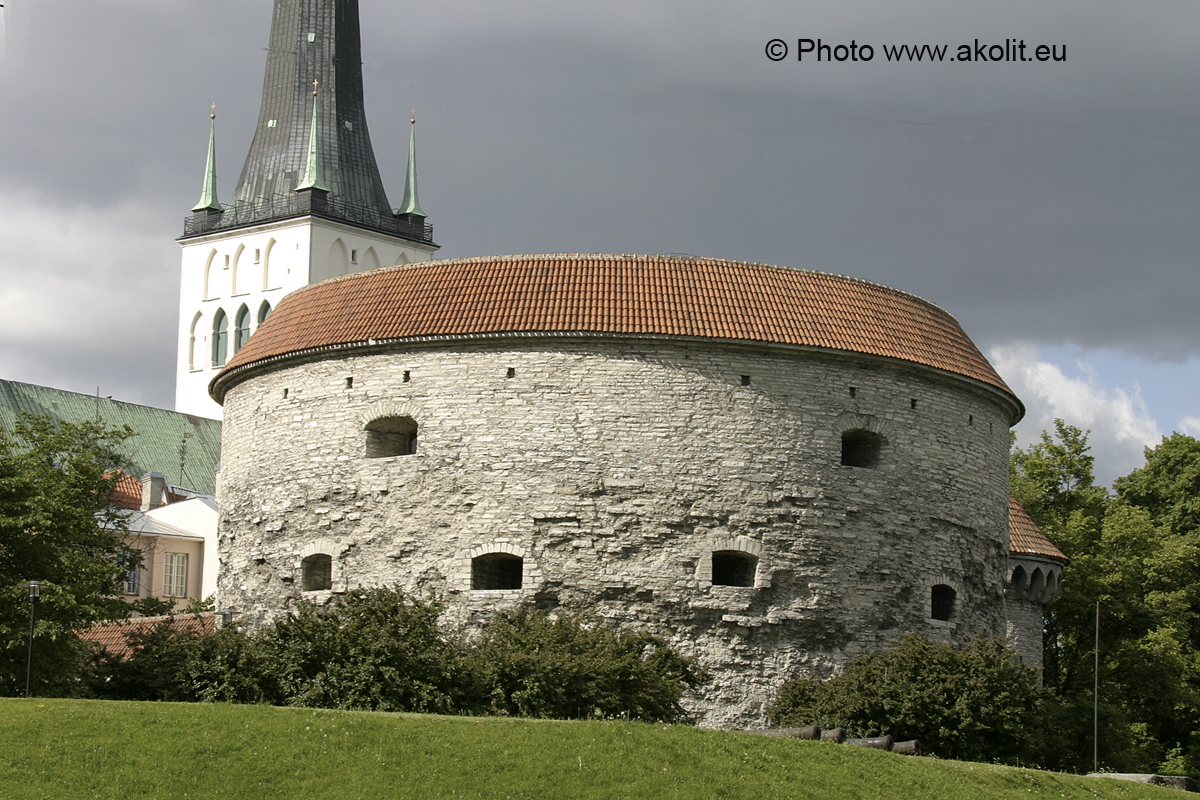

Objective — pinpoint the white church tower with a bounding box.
[175,0,438,419]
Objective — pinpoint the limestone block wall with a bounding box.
[216,338,1015,727]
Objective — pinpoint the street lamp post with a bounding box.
[25,580,40,699]
[1094,599,1100,774]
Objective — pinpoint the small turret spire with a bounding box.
[397,110,425,217]
[191,106,222,212]
[295,81,329,193]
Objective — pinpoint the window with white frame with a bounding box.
[163,553,188,598]
[119,549,139,595]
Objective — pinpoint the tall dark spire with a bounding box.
[225,0,395,225]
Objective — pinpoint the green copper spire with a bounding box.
[191,108,221,212]
[397,112,425,217]
[295,83,329,193]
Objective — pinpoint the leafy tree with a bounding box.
[474,607,709,723]
[1009,420,1108,558]
[770,635,1048,765]
[1011,423,1200,775]
[1114,433,1200,539]
[0,413,137,695]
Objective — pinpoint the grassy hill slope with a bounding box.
[0,699,1183,799]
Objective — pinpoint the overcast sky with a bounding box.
[1,0,1197,485]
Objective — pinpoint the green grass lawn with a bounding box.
[0,699,1183,800]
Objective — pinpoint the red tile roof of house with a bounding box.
[77,613,216,661]
[212,254,1021,418]
[1008,496,1067,561]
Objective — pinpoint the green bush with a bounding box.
[474,607,708,722]
[91,588,707,723]
[770,635,1049,764]
[258,588,476,713]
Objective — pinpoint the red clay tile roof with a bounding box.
[1008,496,1067,561]
[77,613,216,661]
[212,254,1019,415]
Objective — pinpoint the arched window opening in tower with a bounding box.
[257,300,272,326]
[931,584,957,621]
[472,553,522,590]
[711,550,757,587]
[211,309,229,367]
[841,429,883,468]
[188,312,202,371]
[301,554,332,591]
[364,416,418,458]
[234,305,251,353]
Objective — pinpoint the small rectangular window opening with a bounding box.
[283,388,289,398]
[910,399,918,409]
[351,249,359,264]
[968,415,973,426]
[403,370,411,383]
[741,375,751,386]
[345,377,354,389]
[254,249,261,264]
[506,367,516,379]
[224,255,230,268]
[849,387,857,398]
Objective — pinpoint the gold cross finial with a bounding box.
[210,102,216,120]
[410,107,416,124]
[312,79,319,96]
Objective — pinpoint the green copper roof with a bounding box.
[191,113,221,213]
[0,379,222,495]
[397,116,424,217]
[295,89,329,193]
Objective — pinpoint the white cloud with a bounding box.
[989,344,1161,485]
[1180,416,1200,438]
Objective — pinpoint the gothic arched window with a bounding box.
[233,305,251,353]
[211,309,229,367]
[257,300,272,326]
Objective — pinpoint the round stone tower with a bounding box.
[210,253,1024,727]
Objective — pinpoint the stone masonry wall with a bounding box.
[216,337,1015,728]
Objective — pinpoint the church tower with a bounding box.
[175,0,438,419]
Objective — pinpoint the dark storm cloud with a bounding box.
[0,0,1196,430]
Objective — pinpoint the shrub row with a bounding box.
[86,587,708,723]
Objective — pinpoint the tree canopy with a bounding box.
[0,412,136,695]
[1012,424,1200,775]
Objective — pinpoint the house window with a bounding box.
[233,305,251,353]
[163,553,188,598]
[365,416,418,458]
[841,429,883,468]
[931,584,956,621]
[257,300,272,326]
[301,554,332,591]
[212,309,229,367]
[472,554,522,590]
[119,549,139,595]
[711,550,757,587]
